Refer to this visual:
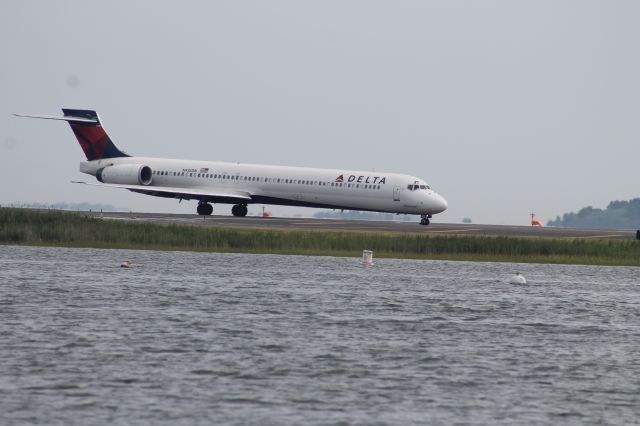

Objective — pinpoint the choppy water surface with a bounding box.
[1,246,639,425]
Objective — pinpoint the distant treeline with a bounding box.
[2,208,640,266]
[548,198,640,229]
[3,201,125,212]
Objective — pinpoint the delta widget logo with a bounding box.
[335,174,386,184]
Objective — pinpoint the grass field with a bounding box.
[2,208,640,266]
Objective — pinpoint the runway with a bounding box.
[82,211,637,240]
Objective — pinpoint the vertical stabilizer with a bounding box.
[61,109,129,160]
[14,109,129,160]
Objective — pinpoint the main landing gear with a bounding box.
[231,204,248,217]
[196,203,248,217]
[420,213,432,226]
[196,202,213,216]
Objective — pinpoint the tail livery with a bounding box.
[14,109,129,161]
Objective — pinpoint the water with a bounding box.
[1,245,639,425]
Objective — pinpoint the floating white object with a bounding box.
[509,272,527,284]
[120,260,133,268]
[362,250,374,266]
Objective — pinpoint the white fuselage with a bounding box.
[80,156,448,215]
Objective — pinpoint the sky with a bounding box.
[2,1,639,225]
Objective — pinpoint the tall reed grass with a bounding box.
[2,208,640,265]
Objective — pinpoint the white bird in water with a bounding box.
[509,272,527,284]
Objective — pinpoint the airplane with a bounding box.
[14,109,448,225]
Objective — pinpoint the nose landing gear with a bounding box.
[420,213,432,226]
[231,204,248,217]
[197,202,213,216]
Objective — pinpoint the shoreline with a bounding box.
[2,208,640,266]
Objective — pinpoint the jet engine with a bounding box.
[96,164,153,186]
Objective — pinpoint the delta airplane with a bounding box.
[14,109,448,225]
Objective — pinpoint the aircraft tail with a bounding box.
[14,109,129,161]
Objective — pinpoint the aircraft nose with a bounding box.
[434,194,448,213]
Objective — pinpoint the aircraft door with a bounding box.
[393,186,401,201]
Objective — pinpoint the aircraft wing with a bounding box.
[72,181,253,202]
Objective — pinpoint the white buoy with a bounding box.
[362,250,374,266]
[509,272,527,284]
[120,260,133,268]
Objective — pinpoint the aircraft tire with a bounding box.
[197,203,213,216]
[232,204,248,217]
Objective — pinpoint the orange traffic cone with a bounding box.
[530,212,543,227]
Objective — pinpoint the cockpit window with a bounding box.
[408,183,432,191]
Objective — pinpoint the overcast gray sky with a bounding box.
[2,1,639,225]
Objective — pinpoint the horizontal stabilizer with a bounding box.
[13,113,98,124]
[14,109,128,160]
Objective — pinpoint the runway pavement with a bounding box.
[82,211,638,240]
